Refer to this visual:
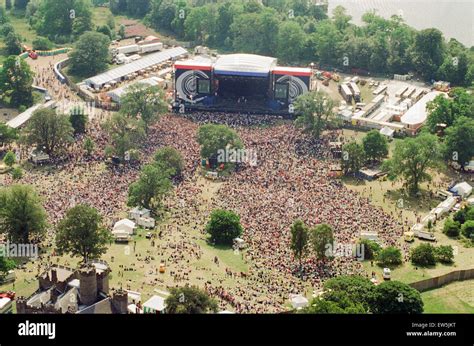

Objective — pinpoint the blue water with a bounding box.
[328,0,474,47]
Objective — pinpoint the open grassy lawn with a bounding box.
[421,280,474,313]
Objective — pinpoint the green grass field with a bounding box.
[421,280,474,313]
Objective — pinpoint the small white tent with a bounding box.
[289,294,309,309]
[113,219,136,235]
[128,207,151,221]
[143,295,166,314]
[451,182,472,199]
[380,126,395,138]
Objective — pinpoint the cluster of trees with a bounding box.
[300,275,423,314]
[69,31,110,77]
[55,204,112,263]
[127,146,183,212]
[294,91,337,139]
[165,285,218,314]
[0,6,23,55]
[26,0,93,43]
[22,107,74,156]
[105,0,474,85]
[444,205,474,241]
[411,243,454,267]
[426,88,474,169]
[351,132,388,173]
[0,184,47,243]
[290,220,334,274]
[0,56,34,108]
[205,209,243,246]
[105,83,167,158]
[341,130,388,175]
[197,123,243,169]
[383,132,442,196]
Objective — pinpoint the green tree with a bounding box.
[3,151,15,168]
[0,185,47,243]
[127,164,173,211]
[444,116,474,168]
[411,28,445,80]
[302,292,366,314]
[377,246,402,266]
[105,113,145,161]
[230,8,280,56]
[290,219,308,274]
[0,123,18,147]
[5,31,22,55]
[341,141,365,175]
[69,106,88,135]
[383,133,442,195]
[411,243,436,267]
[434,245,454,264]
[197,124,243,163]
[14,0,29,10]
[363,130,388,163]
[0,256,15,282]
[23,108,74,156]
[276,21,305,63]
[332,5,351,32]
[120,84,167,133]
[165,286,218,314]
[311,223,334,260]
[0,56,34,108]
[153,147,184,178]
[32,36,53,50]
[294,91,336,139]
[56,204,111,263]
[443,218,461,237]
[69,31,110,77]
[206,209,243,246]
[118,24,125,39]
[461,220,474,240]
[82,137,93,156]
[11,166,23,180]
[184,5,216,45]
[96,24,113,39]
[359,239,381,260]
[323,275,375,312]
[372,281,423,314]
[37,0,92,40]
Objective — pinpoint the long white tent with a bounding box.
[84,47,187,89]
[6,101,56,129]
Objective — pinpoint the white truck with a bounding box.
[114,44,140,56]
[140,43,163,54]
[415,230,436,241]
[0,297,13,314]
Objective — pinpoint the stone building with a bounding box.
[16,261,128,314]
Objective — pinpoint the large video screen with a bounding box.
[198,79,211,94]
[275,83,288,100]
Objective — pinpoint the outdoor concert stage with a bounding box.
[172,54,312,115]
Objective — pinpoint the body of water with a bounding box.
[328,0,474,47]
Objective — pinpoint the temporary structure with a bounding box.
[113,219,136,235]
[143,295,166,314]
[128,207,151,221]
[450,182,472,199]
[289,294,309,309]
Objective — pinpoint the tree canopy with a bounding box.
[165,285,218,314]
[23,108,74,156]
[0,56,34,108]
[69,31,110,77]
[383,133,442,195]
[56,204,111,263]
[0,185,47,243]
[206,209,243,246]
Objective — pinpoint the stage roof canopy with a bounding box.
[213,54,277,77]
